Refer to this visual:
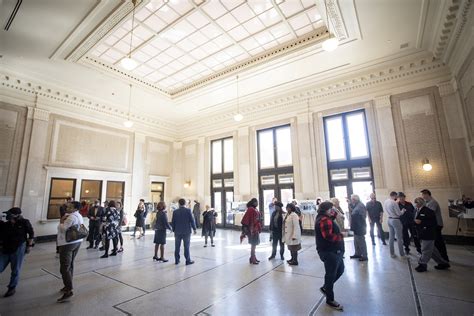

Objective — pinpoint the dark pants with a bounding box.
[0,242,26,289]
[204,231,214,245]
[88,221,101,247]
[319,250,345,302]
[434,226,449,262]
[402,222,421,251]
[194,214,200,228]
[118,231,123,247]
[175,233,191,263]
[369,220,385,243]
[104,237,118,254]
[271,234,284,258]
[58,242,81,291]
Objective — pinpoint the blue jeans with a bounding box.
[318,250,345,302]
[0,242,26,289]
[174,233,191,263]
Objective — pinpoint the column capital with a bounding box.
[437,80,457,97]
[296,112,311,124]
[238,126,249,136]
[33,108,50,121]
[373,95,391,108]
[197,136,205,144]
[173,141,182,149]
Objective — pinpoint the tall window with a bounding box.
[151,182,164,210]
[80,180,102,205]
[106,181,125,204]
[211,137,234,227]
[324,110,373,227]
[47,178,76,219]
[257,125,294,226]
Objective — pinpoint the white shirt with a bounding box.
[383,198,402,218]
[57,211,84,246]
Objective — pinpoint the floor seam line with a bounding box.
[309,295,325,316]
[407,257,423,316]
[418,292,474,304]
[93,271,150,294]
[41,268,61,279]
[273,269,324,279]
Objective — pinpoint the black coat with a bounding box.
[269,211,283,237]
[399,202,416,226]
[351,214,367,236]
[415,206,436,240]
[201,210,217,236]
[88,206,104,223]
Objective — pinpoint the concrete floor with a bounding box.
[1,230,473,316]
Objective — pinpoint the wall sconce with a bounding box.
[422,158,432,172]
[183,180,191,188]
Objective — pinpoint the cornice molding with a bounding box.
[433,0,472,61]
[177,55,449,139]
[0,72,176,135]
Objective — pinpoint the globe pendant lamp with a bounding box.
[322,0,339,52]
[120,0,138,71]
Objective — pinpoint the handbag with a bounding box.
[121,213,128,226]
[65,213,89,242]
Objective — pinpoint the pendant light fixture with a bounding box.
[123,84,134,128]
[422,158,432,171]
[322,0,339,52]
[233,75,243,122]
[120,0,138,71]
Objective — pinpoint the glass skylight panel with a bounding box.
[112,27,127,39]
[200,23,223,39]
[170,0,194,15]
[136,25,154,41]
[200,41,220,55]
[156,6,179,23]
[254,31,274,45]
[288,14,311,31]
[222,59,235,66]
[269,23,290,38]
[278,1,304,17]
[224,45,245,58]
[177,54,196,66]
[190,47,207,60]
[105,35,120,46]
[227,25,250,41]
[201,68,213,76]
[133,50,151,63]
[146,72,165,83]
[213,34,233,49]
[135,7,152,21]
[276,33,294,44]
[214,51,232,62]
[202,1,228,19]
[221,0,245,11]
[187,11,209,29]
[174,19,196,36]
[147,57,165,69]
[150,36,170,50]
[295,24,313,36]
[242,17,265,34]
[301,0,316,9]
[307,7,322,23]
[100,54,116,64]
[94,44,108,55]
[234,52,250,61]
[231,3,255,23]
[176,39,197,52]
[202,57,220,68]
[240,37,260,50]
[258,8,281,27]
[247,0,272,15]
[190,63,208,73]
[172,72,188,81]
[169,59,186,72]
[216,13,240,31]
[160,65,176,76]
[159,77,177,87]
[160,27,186,43]
[143,14,167,32]
[134,64,154,76]
[155,52,173,64]
[140,43,159,57]
[249,46,264,56]
[262,40,278,50]
[165,46,185,59]
[188,31,209,46]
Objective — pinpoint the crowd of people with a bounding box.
[0,188,455,310]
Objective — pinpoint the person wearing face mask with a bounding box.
[398,192,420,254]
[413,197,450,272]
[315,201,345,311]
[349,195,368,261]
[283,203,302,265]
[268,201,285,260]
[87,200,104,249]
[0,208,34,298]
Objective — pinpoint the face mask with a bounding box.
[327,208,337,219]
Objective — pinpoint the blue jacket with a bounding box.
[171,207,196,235]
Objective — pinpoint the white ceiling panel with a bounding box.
[88,0,330,92]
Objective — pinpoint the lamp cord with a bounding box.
[236,75,240,114]
[128,84,132,120]
[128,0,137,58]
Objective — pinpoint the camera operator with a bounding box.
[0,207,35,297]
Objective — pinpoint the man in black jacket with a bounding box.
[366,193,386,246]
[413,197,450,272]
[87,200,104,249]
[399,192,420,254]
[315,201,345,311]
[268,202,285,260]
[0,208,34,297]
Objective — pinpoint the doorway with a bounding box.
[151,182,164,210]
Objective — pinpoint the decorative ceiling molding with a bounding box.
[177,54,449,139]
[66,0,348,97]
[66,0,141,62]
[433,0,472,61]
[0,72,176,134]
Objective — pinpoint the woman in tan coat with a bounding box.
[284,203,302,265]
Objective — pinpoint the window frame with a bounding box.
[79,179,102,205]
[106,180,125,204]
[47,177,76,219]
